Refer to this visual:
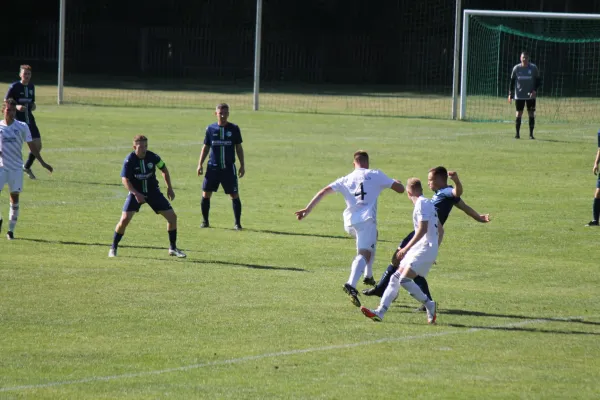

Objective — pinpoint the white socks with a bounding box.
[8,202,19,232]
[377,271,429,318]
[347,254,367,288]
[400,276,428,303]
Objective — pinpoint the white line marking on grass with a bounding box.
[0,315,591,393]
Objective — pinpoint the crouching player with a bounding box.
[109,135,186,258]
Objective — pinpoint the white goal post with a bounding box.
[457,9,600,121]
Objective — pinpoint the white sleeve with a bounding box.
[417,201,434,222]
[22,123,32,143]
[329,177,345,192]
[374,170,395,188]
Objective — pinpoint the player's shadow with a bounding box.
[393,304,600,327]
[126,255,308,272]
[241,228,396,243]
[443,322,600,336]
[18,237,165,250]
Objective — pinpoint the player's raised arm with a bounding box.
[448,171,462,197]
[455,199,490,223]
[295,186,334,220]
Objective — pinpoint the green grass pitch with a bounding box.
[0,100,599,398]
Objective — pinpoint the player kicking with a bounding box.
[109,135,186,258]
[363,167,490,310]
[361,178,439,324]
[0,98,53,239]
[295,150,405,307]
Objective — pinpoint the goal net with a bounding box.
[461,11,600,124]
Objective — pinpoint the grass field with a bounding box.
[0,102,599,399]
[6,79,600,123]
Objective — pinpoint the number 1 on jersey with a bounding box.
[354,182,367,200]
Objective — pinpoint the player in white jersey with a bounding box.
[295,150,405,307]
[0,98,53,239]
[361,178,440,324]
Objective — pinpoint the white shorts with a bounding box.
[345,220,378,252]
[400,243,438,278]
[0,168,24,193]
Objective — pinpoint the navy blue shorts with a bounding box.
[28,122,41,139]
[398,230,416,249]
[596,176,600,189]
[203,165,239,194]
[122,191,172,214]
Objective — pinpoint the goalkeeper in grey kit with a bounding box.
[508,51,541,139]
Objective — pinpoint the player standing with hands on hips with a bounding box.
[508,51,541,140]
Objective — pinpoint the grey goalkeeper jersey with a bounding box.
[510,63,540,100]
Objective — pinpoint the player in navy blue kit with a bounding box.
[197,103,245,230]
[585,129,600,226]
[109,135,186,258]
[4,65,42,179]
[363,167,490,308]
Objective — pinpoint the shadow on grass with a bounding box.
[241,228,396,243]
[18,237,165,250]
[392,304,600,328]
[18,237,308,272]
[126,255,308,272]
[444,322,600,336]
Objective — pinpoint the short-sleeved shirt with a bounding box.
[120,150,165,194]
[432,186,461,225]
[5,81,36,125]
[204,122,243,169]
[329,168,395,227]
[510,63,540,100]
[412,196,439,247]
[0,119,32,169]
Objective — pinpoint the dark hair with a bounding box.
[2,98,17,113]
[353,150,369,165]
[429,166,448,181]
[216,103,229,110]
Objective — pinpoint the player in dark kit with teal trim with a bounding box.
[4,65,42,179]
[109,135,186,258]
[197,103,245,230]
[585,129,600,227]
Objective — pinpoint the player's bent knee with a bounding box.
[357,250,371,263]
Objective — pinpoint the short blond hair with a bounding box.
[407,177,423,194]
[133,135,148,143]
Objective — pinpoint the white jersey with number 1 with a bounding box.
[329,168,395,227]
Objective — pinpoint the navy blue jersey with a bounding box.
[431,186,461,225]
[5,81,36,125]
[204,122,242,169]
[120,151,165,194]
[597,129,600,148]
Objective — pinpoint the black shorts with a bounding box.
[203,165,239,194]
[596,175,600,189]
[515,99,536,112]
[122,191,172,214]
